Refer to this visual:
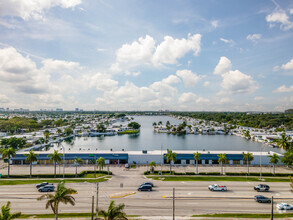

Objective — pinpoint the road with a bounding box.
[0,167,293,217]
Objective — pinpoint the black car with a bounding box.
[38,185,55,192]
[254,184,270,192]
[140,182,154,187]
[36,182,50,188]
[254,195,271,203]
[138,185,152,191]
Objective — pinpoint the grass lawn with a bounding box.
[148,176,290,182]
[0,177,110,185]
[192,213,293,218]
[117,130,139,134]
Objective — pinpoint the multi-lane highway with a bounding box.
[0,168,293,217]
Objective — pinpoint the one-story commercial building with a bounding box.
[10,150,282,165]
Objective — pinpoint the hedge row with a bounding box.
[0,170,112,179]
[144,171,292,177]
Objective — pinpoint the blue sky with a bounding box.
[0,0,292,111]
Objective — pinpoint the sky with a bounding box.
[0,0,292,111]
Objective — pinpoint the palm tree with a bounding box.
[48,150,63,178]
[97,157,105,171]
[242,152,254,175]
[268,153,280,176]
[25,150,38,178]
[148,161,156,173]
[74,157,83,177]
[44,130,50,142]
[217,153,227,175]
[38,181,77,220]
[2,148,16,178]
[193,152,201,174]
[98,200,127,220]
[165,150,177,174]
[0,201,21,220]
[274,133,291,151]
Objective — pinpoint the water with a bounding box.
[61,116,283,153]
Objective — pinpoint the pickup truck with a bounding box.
[208,184,227,191]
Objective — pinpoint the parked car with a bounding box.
[254,184,270,192]
[208,184,227,191]
[38,185,55,192]
[36,182,51,189]
[140,182,154,187]
[138,184,152,191]
[254,195,271,203]
[276,203,293,210]
[125,164,130,168]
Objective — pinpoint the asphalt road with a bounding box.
[1,168,293,217]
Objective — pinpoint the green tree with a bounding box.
[97,157,105,171]
[0,201,21,220]
[152,122,157,126]
[268,153,280,176]
[274,133,291,151]
[96,123,106,132]
[64,128,73,136]
[25,150,38,178]
[56,129,62,136]
[242,152,254,175]
[165,150,177,174]
[1,137,26,150]
[282,150,293,166]
[127,122,141,130]
[74,157,83,178]
[98,200,127,220]
[148,161,156,173]
[37,181,76,220]
[1,148,16,178]
[48,150,63,178]
[217,153,227,175]
[44,130,50,141]
[243,130,251,139]
[193,152,201,174]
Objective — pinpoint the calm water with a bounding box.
[61,116,283,153]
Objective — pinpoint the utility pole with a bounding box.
[173,188,175,220]
[91,195,94,220]
[271,196,274,220]
[96,182,99,219]
[160,144,163,179]
[94,155,96,178]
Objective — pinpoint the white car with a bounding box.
[208,184,227,191]
[276,203,293,210]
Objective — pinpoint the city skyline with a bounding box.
[0,0,292,111]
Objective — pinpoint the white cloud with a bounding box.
[176,69,202,88]
[203,81,210,87]
[273,65,280,71]
[0,0,82,20]
[125,71,141,77]
[178,92,197,103]
[214,56,232,75]
[87,73,118,91]
[219,97,231,104]
[116,35,155,65]
[211,20,219,28]
[247,34,262,43]
[41,59,81,74]
[161,75,181,85]
[281,58,293,70]
[214,57,258,94]
[0,94,9,103]
[196,97,210,104]
[290,9,293,14]
[274,85,293,93]
[152,33,201,65]
[266,10,293,31]
[220,38,235,47]
[254,96,264,101]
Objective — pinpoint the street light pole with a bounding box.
[260,145,263,180]
[160,144,163,179]
[62,143,65,179]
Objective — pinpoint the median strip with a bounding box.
[110,191,136,198]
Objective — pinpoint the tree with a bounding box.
[44,130,50,142]
[96,123,106,132]
[274,133,291,151]
[98,200,127,220]
[242,152,254,175]
[268,153,280,176]
[2,148,16,178]
[290,176,293,193]
[217,153,227,175]
[74,157,83,178]
[152,122,157,126]
[38,181,76,220]
[64,128,73,136]
[165,150,177,174]
[25,150,38,178]
[243,130,251,139]
[0,201,21,220]
[48,150,63,178]
[0,137,26,150]
[282,150,293,166]
[97,157,105,171]
[56,129,62,136]
[148,161,156,173]
[193,152,201,174]
[127,122,141,130]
